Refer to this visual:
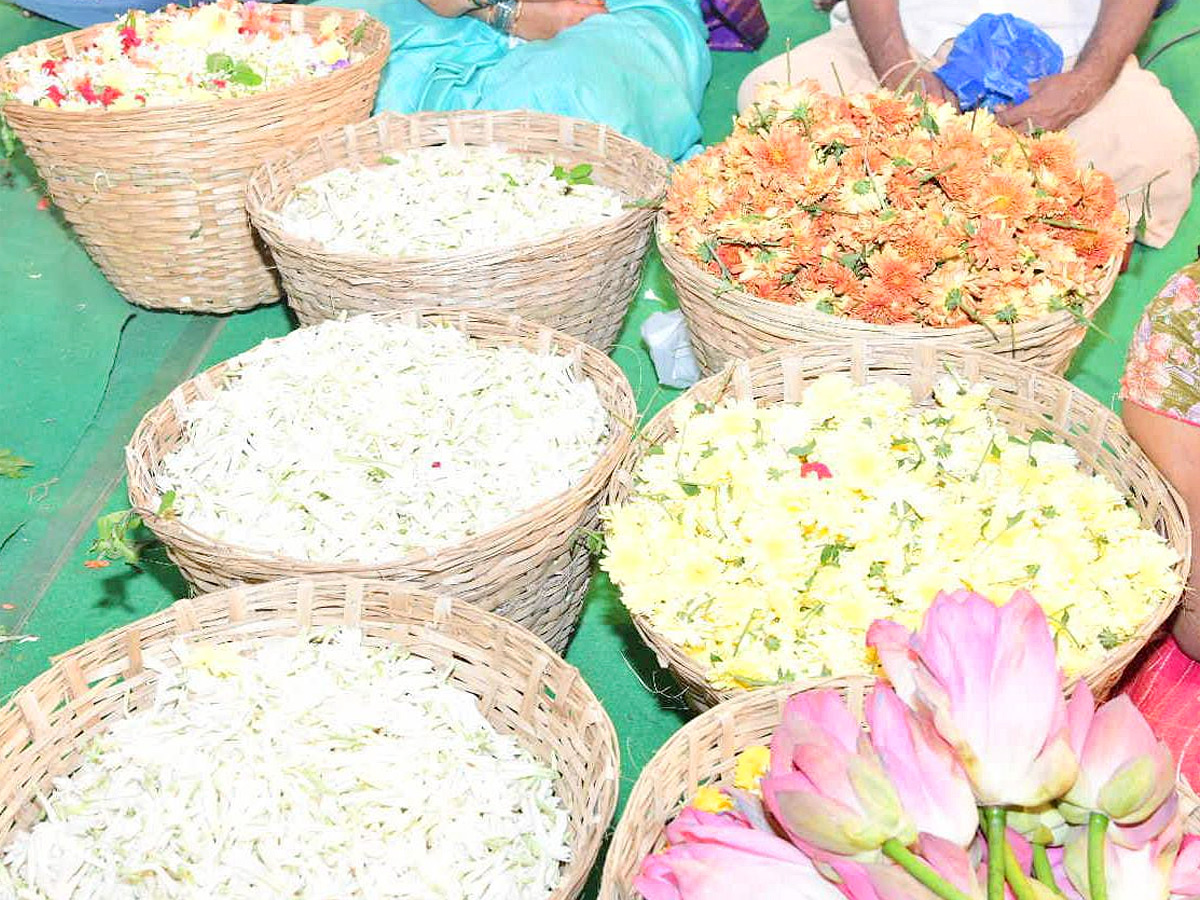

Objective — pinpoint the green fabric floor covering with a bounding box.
[1,0,1199,880]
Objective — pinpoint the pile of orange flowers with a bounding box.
[664,81,1128,327]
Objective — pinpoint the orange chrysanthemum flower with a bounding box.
[664,80,1125,329]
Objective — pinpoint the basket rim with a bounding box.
[655,213,1123,340]
[0,6,389,120]
[612,341,1192,706]
[244,108,670,269]
[2,575,620,900]
[125,307,637,571]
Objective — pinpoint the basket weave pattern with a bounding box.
[599,679,1199,900]
[0,7,389,313]
[245,110,669,349]
[0,577,619,900]
[659,216,1123,376]
[618,342,1192,711]
[125,309,637,652]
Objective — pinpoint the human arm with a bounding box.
[464,0,605,39]
[845,0,957,104]
[1122,402,1200,657]
[996,0,1158,131]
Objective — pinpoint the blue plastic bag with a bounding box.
[934,13,1064,112]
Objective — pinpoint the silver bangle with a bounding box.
[489,0,518,33]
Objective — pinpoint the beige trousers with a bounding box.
[737,26,1200,248]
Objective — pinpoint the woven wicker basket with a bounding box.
[0,577,619,900]
[599,678,1198,900]
[614,342,1191,710]
[126,308,637,652]
[0,6,389,313]
[244,109,669,349]
[659,216,1123,376]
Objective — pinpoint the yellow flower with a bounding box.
[318,40,349,67]
[734,745,771,792]
[692,785,734,813]
[183,642,242,677]
[603,373,1181,692]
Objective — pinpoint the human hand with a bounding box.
[995,71,1104,133]
[882,67,958,109]
[511,0,606,38]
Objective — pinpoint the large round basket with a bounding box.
[614,341,1191,710]
[659,215,1123,376]
[599,678,1198,900]
[0,6,389,313]
[244,109,669,349]
[125,308,637,652]
[0,576,619,900]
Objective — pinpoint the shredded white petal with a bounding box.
[275,146,626,256]
[153,316,609,562]
[0,630,571,900]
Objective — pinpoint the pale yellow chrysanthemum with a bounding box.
[601,374,1181,691]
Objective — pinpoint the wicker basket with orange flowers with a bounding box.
[660,81,1125,375]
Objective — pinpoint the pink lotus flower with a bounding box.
[763,690,917,856]
[867,590,1078,807]
[866,684,979,847]
[1061,684,1176,826]
[1170,833,1200,895]
[634,806,845,900]
[1063,814,1182,900]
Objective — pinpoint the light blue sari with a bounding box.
[333,0,711,159]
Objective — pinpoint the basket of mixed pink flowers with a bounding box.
[660,80,1126,375]
[602,589,1200,900]
[0,1,389,312]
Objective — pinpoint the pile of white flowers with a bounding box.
[275,145,626,256]
[155,317,610,562]
[0,630,571,900]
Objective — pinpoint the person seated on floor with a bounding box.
[332,0,712,160]
[1121,258,1200,658]
[739,0,1199,248]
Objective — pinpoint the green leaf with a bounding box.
[89,509,144,565]
[1,113,18,159]
[379,155,400,165]
[206,52,234,74]
[229,62,263,86]
[787,440,816,458]
[995,303,1019,325]
[0,450,32,479]
[678,481,702,497]
[350,21,366,44]
[552,162,595,187]
[645,444,665,456]
[157,490,177,518]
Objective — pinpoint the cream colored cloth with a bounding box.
[737,25,1199,248]
[829,0,1101,58]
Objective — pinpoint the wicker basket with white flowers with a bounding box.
[124,309,637,651]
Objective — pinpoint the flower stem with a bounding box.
[882,839,974,900]
[1088,812,1109,900]
[1032,844,1063,895]
[1004,841,1039,900]
[984,807,1007,900]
